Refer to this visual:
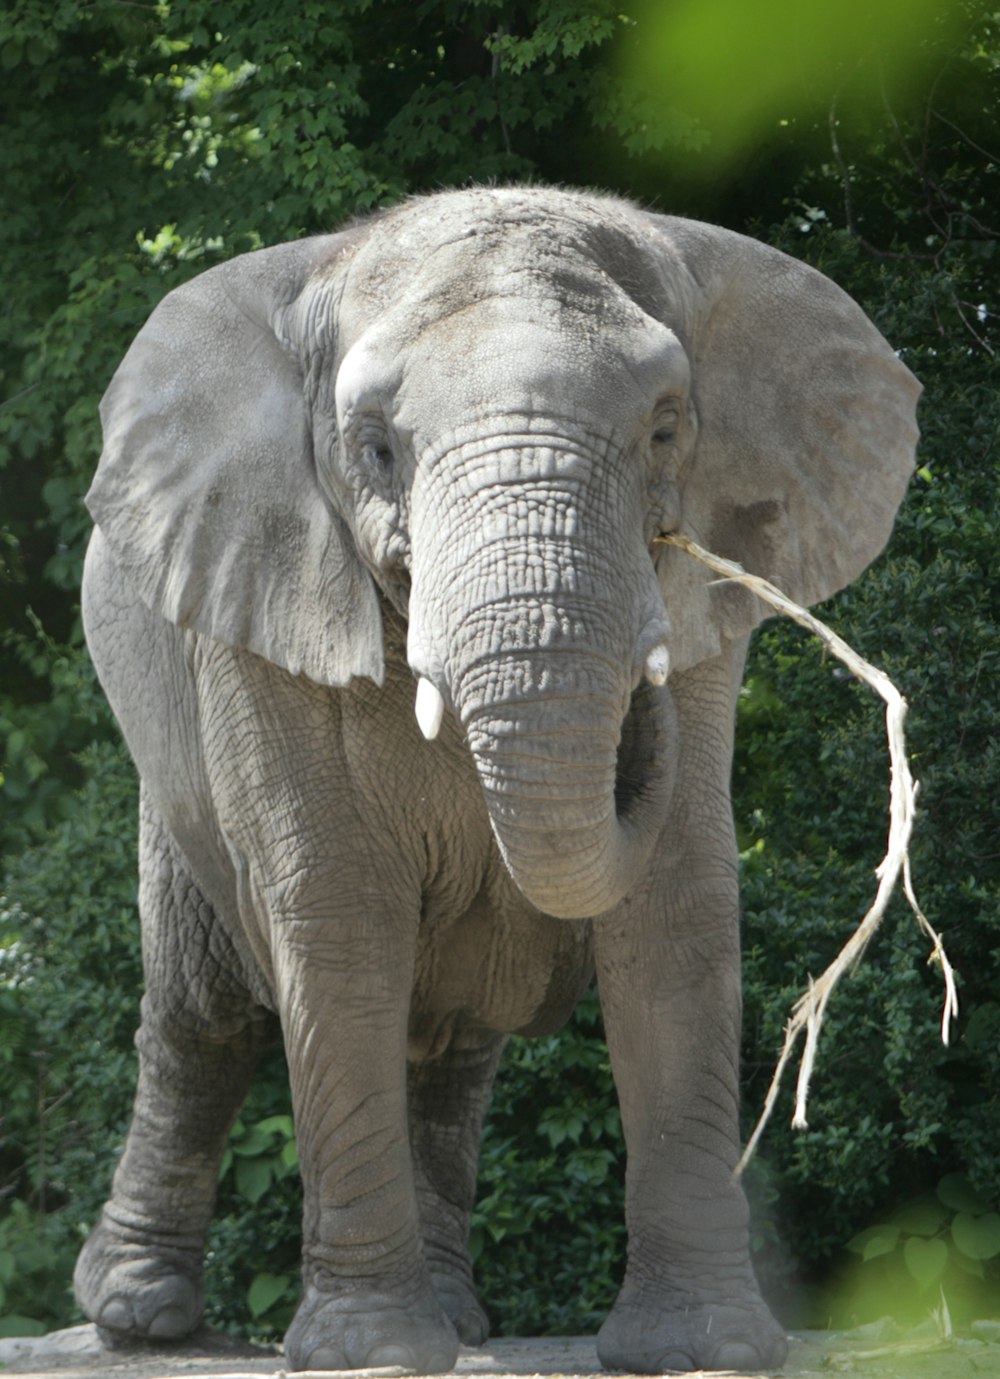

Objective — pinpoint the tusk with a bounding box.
[415,676,445,740]
[644,645,670,686]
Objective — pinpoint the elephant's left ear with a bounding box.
[86,232,384,688]
[641,214,921,673]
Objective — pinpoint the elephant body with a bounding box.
[75,187,919,1373]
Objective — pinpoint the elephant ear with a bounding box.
[642,214,921,674]
[86,233,384,688]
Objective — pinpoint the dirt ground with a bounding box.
[2,1323,999,1379]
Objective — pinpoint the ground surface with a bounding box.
[2,1323,999,1379]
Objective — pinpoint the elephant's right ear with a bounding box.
[86,233,384,688]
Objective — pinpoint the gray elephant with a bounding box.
[75,187,919,1373]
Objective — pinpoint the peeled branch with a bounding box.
[656,532,959,1176]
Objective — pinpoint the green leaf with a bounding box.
[247,1271,290,1319]
[847,1224,899,1258]
[862,1233,899,1263]
[937,1174,991,1216]
[903,1236,949,1289]
[235,1155,272,1204]
[13,1244,55,1275]
[254,1115,294,1138]
[893,1198,949,1237]
[231,1125,278,1156]
[0,1315,47,1338]
[952,1212,1000,1261]
[952,1250,985,1279]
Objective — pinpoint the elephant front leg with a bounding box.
[593,877,787,1375]
[591,650,786,1373]
[408,1029,506,1345]
[275,907,459,1374]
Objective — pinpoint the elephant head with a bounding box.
[87,188,919,919]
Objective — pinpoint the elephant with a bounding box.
[74,186,919,1374]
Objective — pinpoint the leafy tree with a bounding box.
[732,5,1000,1320]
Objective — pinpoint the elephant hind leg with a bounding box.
[75,795,277,1340]
[408,1028,506,1346]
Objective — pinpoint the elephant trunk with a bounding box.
[407,437,675,920]
[444,603,676,921]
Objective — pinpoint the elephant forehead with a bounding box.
[341,295,688,433]
[346,186,646,298]
[418,308,686,427]
[339,189,675,352]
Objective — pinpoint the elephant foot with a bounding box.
[283,1277,460,1373]
[429,1265,489,1346]
[596,1276,787,1374]
[73,1210,203,1340]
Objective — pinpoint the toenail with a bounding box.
[149,1303,191,1339]
[656,1350,697,1373]
[365,1343,415,1367]
[97,1297,134,1332]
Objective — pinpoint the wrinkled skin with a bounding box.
[75,188,920,1373]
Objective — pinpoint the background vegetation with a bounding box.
[2,0,998,1342]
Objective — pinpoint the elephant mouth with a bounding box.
[614,679,671,823]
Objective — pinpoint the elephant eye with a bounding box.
[360,439,394,477]
[652,407,681,447]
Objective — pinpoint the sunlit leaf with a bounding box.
[903,1237,948,1289]
[247,1272,290,1319]
[952,1212,1000,1261]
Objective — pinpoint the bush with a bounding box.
[472,991,624,1335]
[0,718,141,1334]
[733,224,1000,1324]
[830,1174,1000,1326]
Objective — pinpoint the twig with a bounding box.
[931,107,1000,172]
[0,381,41,412]
[489,27,513,157]
[827,94,934,264]
[655,533,958,1174]
[951,297,997,357]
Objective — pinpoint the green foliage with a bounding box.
[0,730,140,1335]
[736,468,1000,1316]
[472,990,624,1334]
[0,621,118,855]
[208,1103,302,1337]
[0,1202,71,1338]
[735,194,1000,1318]
[830,1175,1000,1325]
[627,0,954,172]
